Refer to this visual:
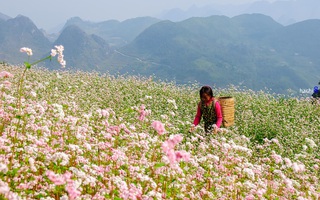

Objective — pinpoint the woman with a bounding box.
[190,86,223,133]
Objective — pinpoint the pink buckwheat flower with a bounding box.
[271,151,283,164]
[46,170,66,186]
[166,149,176,164]
[151,120,166,135]
[2,81,12,88]
[175,150,191,162]
[66,181,81,200]
[138,104,147,121]
[168,134,183,147]
[162,134,189,165]
[161,134,183,154]
[0,71,13,78]
[245,194,255,200]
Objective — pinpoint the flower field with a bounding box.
[0,64,319,199]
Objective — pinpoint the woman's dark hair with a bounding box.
[200,85,213,98]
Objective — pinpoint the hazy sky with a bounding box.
[1,0,277,30]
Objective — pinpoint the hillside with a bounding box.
[0,12,11,21]
[63,16,161,47]
[118,14,319,94]
[0,64,319,199]
[0,14,320,95]
[45,25,111,70]
[0,15,51,64]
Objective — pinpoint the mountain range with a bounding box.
[158,0,320,26]
[0,12,319,95]
[117,14,320,94]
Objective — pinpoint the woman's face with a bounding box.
[201,93,211,103]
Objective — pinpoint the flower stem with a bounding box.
[16,55,52,112]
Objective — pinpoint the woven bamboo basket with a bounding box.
[218,96,235,127]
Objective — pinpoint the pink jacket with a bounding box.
[193,97,223,128]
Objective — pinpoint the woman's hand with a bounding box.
[189,125,195,133]
[212,124,218,134]
[213,127,218,134]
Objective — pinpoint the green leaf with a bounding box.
[7,168,19,177]
[24,62,32,69]
[154,162,166,169]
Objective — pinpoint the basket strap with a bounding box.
[214,98,227,125]
[213,99,217,109]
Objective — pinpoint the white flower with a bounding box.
[207,154,219,162]
[29,157,35,165]
[284,158,292,168]
[51,45,66,68]
[305,138,317,148]
[167,99,178,109]
[51,152,70,166]
[284,178,293,187]
[84,143,92,151]
[222,143,231,150]
[160,114,168,119]
[20,47,33,56]
[0,163,8,173]
[60,195,69,200]
[129,125,136,130]
[51,49,57,57]
[56,73,62,79]
[243,180,257,189]
[292,162,305,173]
[52,103,65,120]
[243,168,255,180]
[30,91,37,97]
